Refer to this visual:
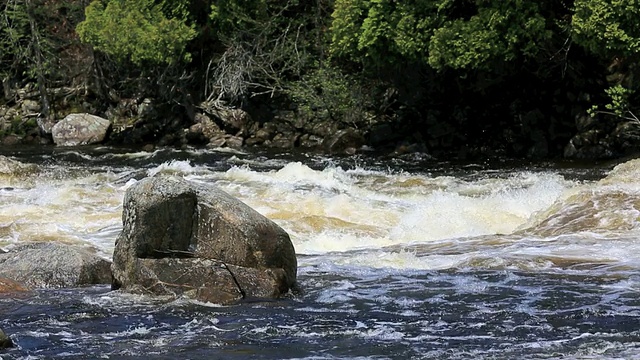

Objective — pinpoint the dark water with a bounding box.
[1,146,639,359]
[2,268,640,359]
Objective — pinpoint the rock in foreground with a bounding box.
[0,242,112,288]
[0,328,12,349]
[112,176,297,304]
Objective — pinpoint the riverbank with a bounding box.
[4,87,640,163]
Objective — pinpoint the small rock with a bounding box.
[21,99,40,114]
[0,155,37,176]
[210,108,251,134]
[1,135,20,146]
[142,144,155,152]
[225,135,243,149]
[322,128,365,154]
[0,329,12,349]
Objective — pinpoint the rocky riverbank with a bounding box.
[4,82,640,160]
[0,88,372,155]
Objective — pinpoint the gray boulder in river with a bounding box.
[0,242,112,288]
[111,176,297,305]
[51,113,111,146]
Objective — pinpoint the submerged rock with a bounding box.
[0,242,112,288]
[0,328,12,349]
[0,155,37,176]
[51,113,111,146]
[0,277,29,294]
[112,176,297,304]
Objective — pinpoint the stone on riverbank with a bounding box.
[0,242,112,288]
[111,176,297,305]
[51,113,111,146]
[322,128,365,154]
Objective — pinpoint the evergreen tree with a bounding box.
[76,0,196,65]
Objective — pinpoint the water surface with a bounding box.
[0,146,638,359]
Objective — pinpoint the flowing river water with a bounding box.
[0,146,639,359]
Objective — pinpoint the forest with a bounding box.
[1,0,640,159]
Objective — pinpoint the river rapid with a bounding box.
[0,146,639,359]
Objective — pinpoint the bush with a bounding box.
[77,0,196,65]
[286,64,369,126]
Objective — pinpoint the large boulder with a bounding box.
[0,242,112,288]
[112,176,297,304]
[51,113,111,146]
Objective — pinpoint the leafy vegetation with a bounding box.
[76,0,196,65]
[2,0,640,157]
[286,64,369,126]
[572,0,640,59]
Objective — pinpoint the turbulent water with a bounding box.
[0,146,639,359]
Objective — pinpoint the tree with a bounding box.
[203,0,319,105]
[76,0,196,65]
[0,0,56,118]
[572,0,640,120]
[0,0,31,80]
[329,0,553,72]
[572,0,640,59]
[428,1,551,71]
[330,0,436,69]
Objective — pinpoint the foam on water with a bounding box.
[0,170,123,257]
[214,163,583,272]
[147,160,206,177]
[2,152,640,274]
[0,152,639,359]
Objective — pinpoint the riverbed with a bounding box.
[0,146,639,359]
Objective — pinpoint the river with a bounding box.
[0,146,639,359]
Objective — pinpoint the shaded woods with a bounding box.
[2,0,640,159]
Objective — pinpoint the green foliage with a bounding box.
[210,0,270,32]
[330,0,436,66]
[588,84,634,118]
[0,0,57,80]
[0,114,36,137]
[572,1,640,124]
[286,64,368,124]
[76,0,196,65]
[0,1,31,77]
[605,84,633,116]
[572,0,640,58]
[428,1,551,70]
[330,0,552,71]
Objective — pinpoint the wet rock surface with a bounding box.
[0,242,112,288]
[111,176,297,305]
